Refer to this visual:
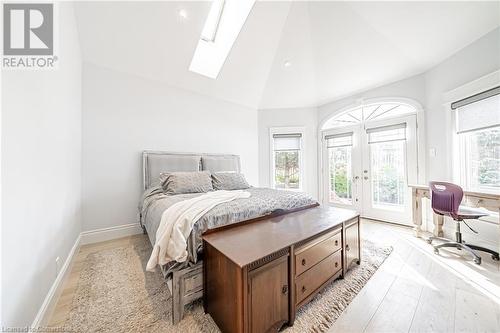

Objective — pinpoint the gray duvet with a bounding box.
[139,187,317,274]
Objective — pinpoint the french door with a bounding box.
[323,115,417,225]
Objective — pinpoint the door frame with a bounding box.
[318,97,426,223]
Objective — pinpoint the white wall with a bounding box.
[1,3,82,327]
[424,28,500,247]
[425,27,500,182]
[258,107,318,198]
[82,63,259,231]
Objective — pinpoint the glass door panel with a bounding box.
[323,126,362,212]
[370,139,406,211]
[329,145,353,205]
[362,115,417,225]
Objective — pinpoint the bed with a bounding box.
[139,151,318,323]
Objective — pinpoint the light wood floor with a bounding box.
[329,220,500,333]
[48,220,500,332]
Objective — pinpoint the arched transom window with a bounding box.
[322,102,417,130]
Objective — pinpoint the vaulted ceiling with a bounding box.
[74,1,500,109]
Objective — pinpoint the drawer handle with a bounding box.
[346,244,350,251]
[282,285,288,294]
[301,259,306,266]
[335,240,338,246]
[335,262,338,268]
[301,286,307,293]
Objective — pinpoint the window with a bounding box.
[189,0,255,79]
[322,103,416,130]
[453,87,500,192]
[271,132,303,190]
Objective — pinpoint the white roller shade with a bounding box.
[273,133,301,150]
[455,93,500,134]
[366,123,406,144]
[325,132,353,148]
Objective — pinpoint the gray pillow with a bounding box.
[212,172,250,190]
[160,171,213,195]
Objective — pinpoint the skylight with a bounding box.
[201,0,225,42]
[189,0,256,79]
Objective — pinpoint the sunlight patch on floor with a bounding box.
[401,230,500,304]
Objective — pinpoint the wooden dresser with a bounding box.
[203,206,360,333]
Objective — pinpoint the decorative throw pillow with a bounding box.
[212,172,250,190]
[160,171,213,195]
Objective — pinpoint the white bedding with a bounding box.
[146,190,251,271]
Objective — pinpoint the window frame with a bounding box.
[447,72,500,194]
[269,127,305,191]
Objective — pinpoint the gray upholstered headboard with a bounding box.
[142,151,241,190]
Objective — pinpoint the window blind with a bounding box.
[273,133,302,150]
[454,93,500,134]
[325,132,353,148]
[451,86,500,110]
[366,123,406,144]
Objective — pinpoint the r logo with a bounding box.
[3,3,53,55]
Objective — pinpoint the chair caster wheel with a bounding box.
[473,257,482,265]
[434,248,439,254]
[492,254,500,261]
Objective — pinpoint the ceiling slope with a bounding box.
[75,1,291,109]
[74,1,500,110]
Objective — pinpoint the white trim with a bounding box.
[269,126,306,191]
[80,223,143,245]
[443,70,500,105]
[32,223,144,326]
[32,234,81,328]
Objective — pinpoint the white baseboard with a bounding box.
[32,234,81,328]
[80,223,143,245]
[32,223,144,327]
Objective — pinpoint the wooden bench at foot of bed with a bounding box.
[202,206,360,333]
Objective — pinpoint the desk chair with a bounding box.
[427,181,500,265]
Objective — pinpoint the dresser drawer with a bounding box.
[295,231,341,276]
[295,250,342,305]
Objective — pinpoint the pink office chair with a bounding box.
[428,181,499,265]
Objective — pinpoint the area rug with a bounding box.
[61,235,392,333]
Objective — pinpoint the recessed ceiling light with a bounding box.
[283,60,292,68]
[178,9,188,19]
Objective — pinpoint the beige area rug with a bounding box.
[62,235,392,333]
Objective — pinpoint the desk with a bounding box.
[409,184,500,240]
